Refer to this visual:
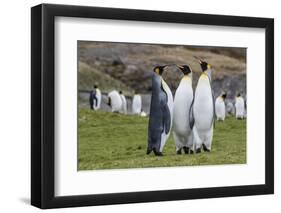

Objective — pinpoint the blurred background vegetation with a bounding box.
[78,41,246,96]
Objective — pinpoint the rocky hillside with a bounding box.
[78,41,246,100]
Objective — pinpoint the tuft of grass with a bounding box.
[78,109,246,170]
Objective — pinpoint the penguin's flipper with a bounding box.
[162,104,171,134]
[108,97,111,106]
[234,99,237,116]
[93,94,98,107]
[189,98,195,129]
[212,91,216,128]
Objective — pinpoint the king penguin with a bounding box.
[235,93,245,119]
[119,91,127,114]
[193,58,215,153]
[173,65,194,154]
[215,92,226,121]
[93,85,101,110]
[226,101,235,115]
[147,65,173,156]
[132,94,142,115]
[107,90,123,113]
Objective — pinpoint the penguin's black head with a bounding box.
[200,61,210,72]
[237,93,241,97]
[176,65,192,75]
[153,65,167,75]
[119,90,123,94]
[94,84,98,89]
[194,56,211,72]
[222,92,227,100]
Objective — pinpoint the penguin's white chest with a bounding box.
[194,75,213,129]
[235,97,245,117]
[108,91,122,112]
[161,79,173,121]
[132,95,142,114]
[173,77,193,134]
[120,94,127,113]
[159,79,173,152]
[94,89,101,110]
[226,102,235,114]
[215,97,225,120]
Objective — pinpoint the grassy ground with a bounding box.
[78,109,246,170]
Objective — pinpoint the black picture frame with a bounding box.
[31,3,274,209]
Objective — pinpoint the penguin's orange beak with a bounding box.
[176,65,184,70]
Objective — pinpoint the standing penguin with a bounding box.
[193,58,215,153]
[132,94,142,114]
[226,101,235,115]
[147,65,173,156]
[89,89,96,110]
[119,91,127,114]
[215,92,227,121]
[107,90,122,113]
[235,93,245,119]
[93,85,101,110]
[173,65,194,154]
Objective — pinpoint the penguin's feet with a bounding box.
[196,148,201,153]
[146,148,152,155]
[151,148,163,156]
[152,148,163,156]
[202,144,210,152]
[183,147,190,154]
[154,151,163,156]
[176,149,182,155]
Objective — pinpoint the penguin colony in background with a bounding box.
[89,86,143,115]
[88,58,246,157]
[147,58,246,156]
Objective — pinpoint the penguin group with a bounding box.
[89,85,145,116]
[215,92,246,120]
[87,58,246,157]
[147,57,246,156]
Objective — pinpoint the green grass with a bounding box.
[78,109,246,170]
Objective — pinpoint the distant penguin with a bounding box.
[173,65,194,154]
[108,90,122,113]
[132,94,142,114]
[147,65,173,156]
[140,109,147,117]
[119,91,127,114]
[93,85,101,110]
[235,93,245,119]
[226,101,235,115]
[215,92,226,121]
[244,94,247,118]
[192,57,215,153]
[89,89,96,110]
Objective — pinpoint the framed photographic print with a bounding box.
[31,3,274,209]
